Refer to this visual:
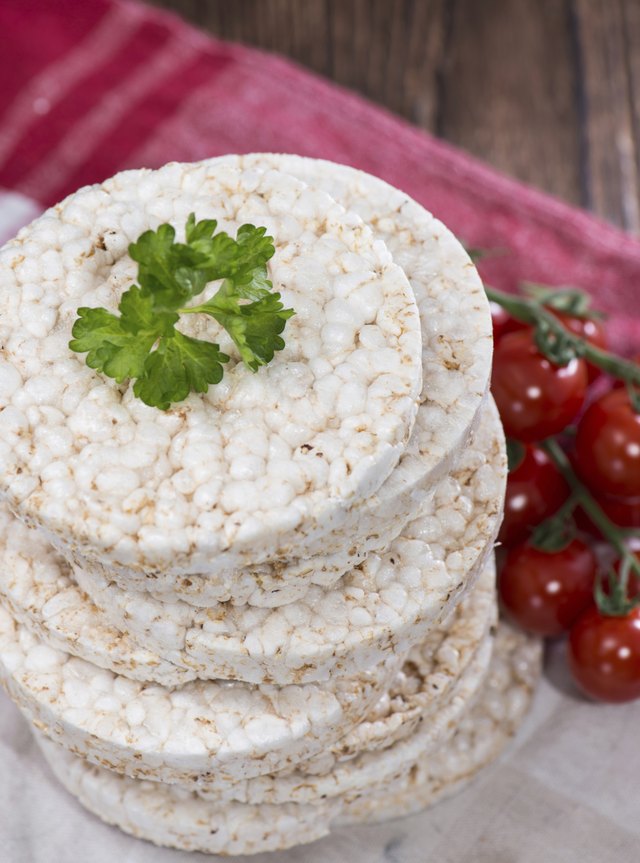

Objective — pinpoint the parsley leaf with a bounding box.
[69,214,294,409]
[232,225,276,286]
[128,223,187,308]
[185,213,218,244]
[133,332,229,411]
[193,282,294,370]
[69,307,153,383]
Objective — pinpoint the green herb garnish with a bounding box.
[69,214,294,410]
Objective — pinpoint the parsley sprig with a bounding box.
[69,214,294,410]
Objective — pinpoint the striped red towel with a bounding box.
[2,0,639,351]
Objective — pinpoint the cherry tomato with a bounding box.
[489,304,607,382]
[499,538,597,636]
[491,330,588,442]
[574,388,640,498]
[568,605,640,702]
[550,311,608,384]
[499,444,570,546]
[602,495,640,528]
[490,302,527,344]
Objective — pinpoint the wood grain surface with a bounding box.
[147,0,640,232]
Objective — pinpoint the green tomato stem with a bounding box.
[554,492,579,521]
[529,492,578,552]
[619,555,631,600]
[485,286,640,385]
[542,438,640,585]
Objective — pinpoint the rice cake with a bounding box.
[0,598,403,784]
[66,155,492,608]
[0,506,196,687]
[37,729,338,856]
[0,552,496,787]
[222,154,493,519]
[302,555,498,770]
[71,397,505,685]
[0,163,422,583]
[33,623,540,856]
[191,560,497,802]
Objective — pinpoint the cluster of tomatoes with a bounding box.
[490,301,640,703]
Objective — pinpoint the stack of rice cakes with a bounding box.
[0,156,541,856]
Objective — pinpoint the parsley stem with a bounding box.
[541,438,640,585]
[486,286,640,385]
[178,302,229,318]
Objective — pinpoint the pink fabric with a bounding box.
[1,0,639,351]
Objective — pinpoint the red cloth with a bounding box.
[1,0,639,351]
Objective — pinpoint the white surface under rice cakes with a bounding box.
[0,162,423,581]
[71,397,505,685]
[0,554,495,788]
[59,155,491,609]
[33,623,540,857]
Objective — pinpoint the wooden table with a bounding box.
[147,0,640,233]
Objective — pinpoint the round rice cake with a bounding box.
[219,154,493,510]
[191,560,497,802]
[0,162,422,581]
[60,154,492,607]
[36,731,339,856]
[0,554,496,788]
[302,554,498,770]
[71,397,506,685]
[66,155,492,608]
[33,623,540,856]
[27,624,493,832]
[0,504,199,687]
[0,599,401,785]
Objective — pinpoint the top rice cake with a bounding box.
[63,156,492,605]
[0,163,422,575]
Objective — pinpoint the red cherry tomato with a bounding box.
[602,495,640,528]
[551,311,608,384]
[489,304,607,383]
[490,302,527,344]
[499,538,597,636]
[491,330,588,442]
[569,605,640,702]
[574,388,640,498]
[499,444,570,546]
